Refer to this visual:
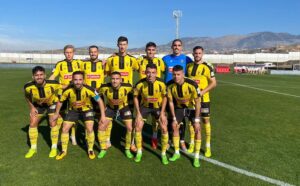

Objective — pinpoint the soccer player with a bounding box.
[105,36,138,85]
[97,71,134,159]
[162,39,193,151]
[133,63,168,164]
[105,36,138,151]
[52,71,106,160]
[24,66,61,158]
[167,65,202,168]
[81,45,105,89]
[49,45,82,145]
[186,46,217,157]
[136,42,166,149]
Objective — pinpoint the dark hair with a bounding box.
[193,46,204,52]
[117,36,128,44]
[111,71,121,76]
[145,42,157,48]
[72,71,84,77]
[64,44,75,52]
[146,63,157,70]
[89,45,99,51]
[32,66,45,75]
[172,39,182,46]
[172,65,184,72]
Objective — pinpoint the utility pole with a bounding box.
[173,10,182,39]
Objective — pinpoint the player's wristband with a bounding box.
[173,117,177,121]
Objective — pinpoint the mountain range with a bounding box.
[28,32,300,54]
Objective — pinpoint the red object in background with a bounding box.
[216,65,230,73]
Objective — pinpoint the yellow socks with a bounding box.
[86,131,95,151]
[135,132,142,151]
[28,127,38,149]
[105,121,112,142]
[195,139,202,158]
[98,130,107,150]
[161,133,169,154]
[204,123,211,148]
[189,124,195,144]
[173,136,180,153]
[61,132,69,152]
[125,131,132,150]
[50,125,59,149]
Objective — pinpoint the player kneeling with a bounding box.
[133,63,168,164]
[167,65,202,168]
[24,66,62,158]
[52,71,106,160]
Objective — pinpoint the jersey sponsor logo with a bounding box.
[37,98,51,105]
[109,99,124,105]
[194,79,200,84]
[87,74,101,79]
[72,101,86,108]
[145,97,158,102]
[64,74,72,79]
[168,67,173,72]
[175,98,189,103]
[120,72,129,76]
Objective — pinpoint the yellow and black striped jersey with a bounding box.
[167,78,201,109]
[105,54,138,85]
[24,80,62,107]
[134,78,167,109]
[186,62,215,102]
[81,59,105,89]
[51,59,82,86]
[136,56,165,79]
[99,83,132,110]
[60,85,99,111]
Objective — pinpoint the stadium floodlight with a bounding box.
[173,10,182,39]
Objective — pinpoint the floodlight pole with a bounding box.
[173,10,182,39]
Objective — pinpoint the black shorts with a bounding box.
[106,106,132,120]
[201,102,210,118]
[91,98,100,114]
[59,101,68,117]
[140,106,161,120]
[64,109,94,123]
[174,108,196,124]
[36,103,56,116]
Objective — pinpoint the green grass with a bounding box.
[0,69,299,185]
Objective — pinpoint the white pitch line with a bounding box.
[218,80,300,98]
[142,131,294,186]
[181,150,294,186]
[114,121,295,186]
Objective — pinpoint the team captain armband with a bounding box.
[93,94,100,101]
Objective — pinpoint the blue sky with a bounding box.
[0,0,299,50]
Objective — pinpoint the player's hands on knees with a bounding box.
[30,108,38,118]
[99,116,109,126]
[172,120,179,128]
[159,114,167,126]
[51,113,59,122]
[135,114,143,125]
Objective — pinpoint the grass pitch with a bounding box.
[0,69,299,185]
